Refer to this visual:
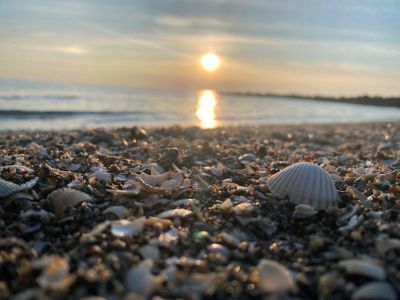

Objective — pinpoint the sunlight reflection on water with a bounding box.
[196,90,217,129]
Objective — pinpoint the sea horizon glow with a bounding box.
[0,1,400,95]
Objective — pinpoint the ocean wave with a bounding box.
[0,94,80,100]
[0,110,154,119]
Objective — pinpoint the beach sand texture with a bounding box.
[0,123,399,299]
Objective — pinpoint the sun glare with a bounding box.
[196,90,217,128]
[200,53,221,72]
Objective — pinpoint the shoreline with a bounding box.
[1,120,400,133]
[222,91,400,108]
[0,123,399,299]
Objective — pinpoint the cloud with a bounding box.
[155,15,229,28]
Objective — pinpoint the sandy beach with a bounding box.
[0,122,399,299]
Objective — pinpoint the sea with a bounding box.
[1,79,400,131]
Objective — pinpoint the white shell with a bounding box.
[102,205,130,218]
[256,259,297,293]
[125,259,155,297]
[266,162,338,210]
[351,281,396,300]
[156,208,193,219]
[292,204,317,219]
[110,218,145,238]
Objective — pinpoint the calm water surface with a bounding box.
[1,79,399,130]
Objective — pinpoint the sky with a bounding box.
[0,0,399,95]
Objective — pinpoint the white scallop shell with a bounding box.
[48,188,92,218]
[266,162,338,210]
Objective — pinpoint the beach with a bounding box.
[0,122,399,299]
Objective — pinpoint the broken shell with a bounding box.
[110,218,145,238]
[156,208,193,219]
[0,164,34,173]
[2,192,34,207]
[256,259,297,293]
[102,205,130,218]
[232,202,254,215]
[339,215,361,232]
[171,198,199,207]
[125,259,156,297]
[351,281,396,300]
[338,259,386,280]
[158,228,179,246]
[37,256,75,293]
[137,171,184,193]
[91,170,112,183]
[347,186,368,202]
[238,153,257,163]
[292,204,317,219]
[375,235,400,255]
[266,162,338,210]
[47,188,92,218]
[139,244,160,260]
[19,177,39,191]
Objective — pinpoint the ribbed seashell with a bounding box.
[266,162,338,210]
[47,188,92,218]
[0,178,20,198]
[256,259,297,293]
[292,204,317,219]
[0,176,38,198]
[351,281,396,300]
[338,259,386,280]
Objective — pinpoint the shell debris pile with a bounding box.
[0,123,399,299]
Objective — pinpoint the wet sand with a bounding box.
[0,123,399,299]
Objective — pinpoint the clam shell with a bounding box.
[0,178,21,198]
[0,177,39,198]
[266,162,338,210]
[351,281,396,300]
[48,188,92,218]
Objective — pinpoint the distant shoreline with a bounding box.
[221,92,400,108]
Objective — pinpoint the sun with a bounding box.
[200,53,221,72]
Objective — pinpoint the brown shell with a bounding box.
[48,188,92,218]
